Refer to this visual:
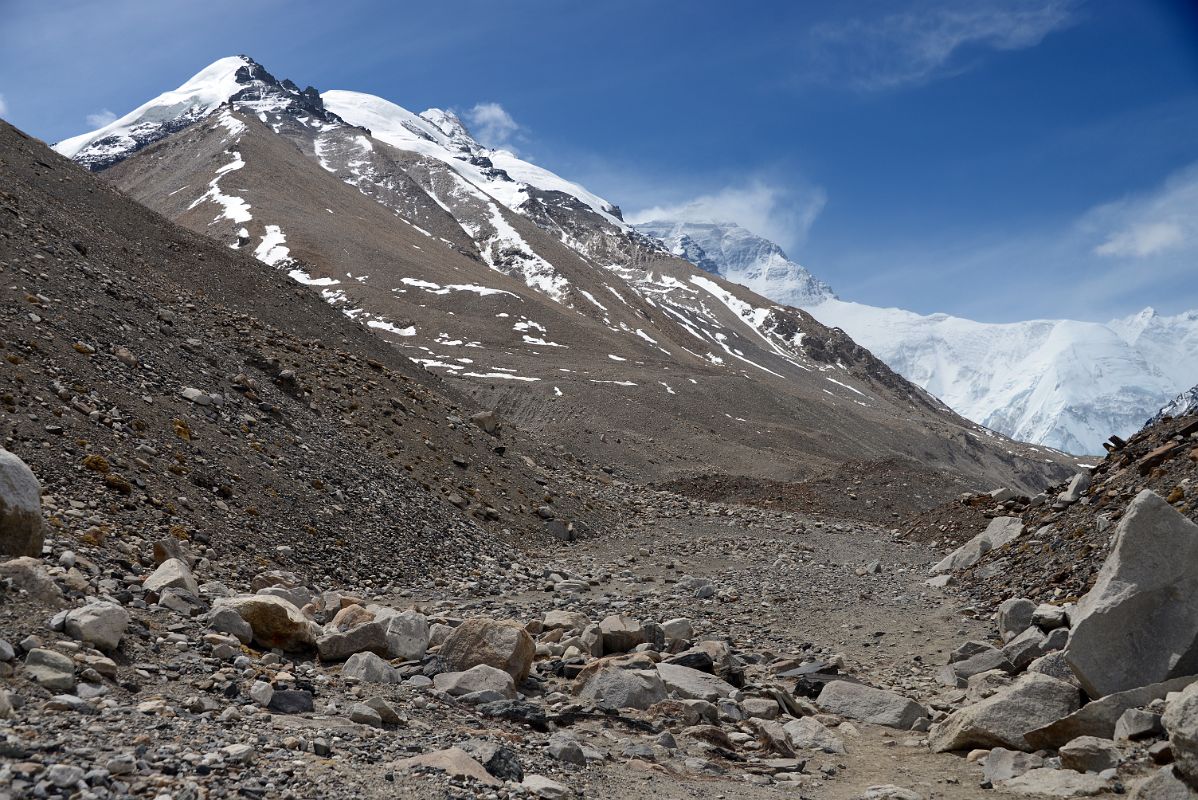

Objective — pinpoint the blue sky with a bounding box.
[1,0,1196,322]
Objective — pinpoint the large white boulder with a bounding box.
[930,517,1024,574]
[929,673,1081,752]
[1066,490,1198,697]
[64,602,130,652]
[0,449,44,557]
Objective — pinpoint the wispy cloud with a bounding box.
[803,0,1079,91]
[1086,164,1198,259]
[85,108,116,128]
[626,180,827,255]
[465,102,521,150]
[0,94,8,117]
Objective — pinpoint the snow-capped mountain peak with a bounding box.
[633,219,836,307]
[644,218,1198,455]
[53,55,342,170]
[1149,383,1198,424]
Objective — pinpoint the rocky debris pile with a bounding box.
[916,412,1198,609]
[920,487,1198,797]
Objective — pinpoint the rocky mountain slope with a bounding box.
[52,55,1070,493]
[1150,383,1198,425]
[636,221,1198,456]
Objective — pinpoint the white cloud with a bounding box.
[805,0,1078,90]
[0,94,8,117]
[465,102,520,150]
[1087,164,1198,259]
[627,180,827,254]
[85,109,116,128]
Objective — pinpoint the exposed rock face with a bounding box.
[816,681,928,730]
[930,517,1024,574]
[929,673,1082,752]
[1164,681,1198,787]
[439,618,535,682]
[1066,490,1198,697]
[0,448,44,557]
[214,595,319,651]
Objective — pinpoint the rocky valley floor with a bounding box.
[3,466,1196,799]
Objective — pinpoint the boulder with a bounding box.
[23,648,75,691]
[940,647,1015,687]
[440,618,534,681]
[999,598,1037,641]
[784,716,846,754]
[1059,736,1122,773]
[394,747,500,787]
[0,449,44,557]
[983,748,1045,784]
[1026,674,1196,749]
[385,610,429,661]
[143,558,199,596]
[1003,627,1067,672]
[1115,708,1163,741]
[598,614,646,653]
[1130,767,1195,800]
[1001,768,1108,797]
[1066,490,1198,697]
[817,681,927,730]
[0,557,64,605]
[929,673,1082,752]
[342,651,397,683]
[1058,472,1091,505]
[1164,680,1198,787]
[208,606,253,645]
[576,667,666,710]
[214,595,319,651]
[656,662,737,701]
[930,517,1024,574]
[434,664,516,699]
[542,610,589,634]
[64,602,130,652]
[1033,604,1069,631]
[662,618,694,641]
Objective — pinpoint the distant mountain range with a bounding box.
[633,220,1198,455]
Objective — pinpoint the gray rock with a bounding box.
[983,748,1045,783]
[143,558,199,596]
[363,696,402,724]
[656,662,737,701]
[784,716,846,754]
[434,664,515,699]
[941,647,1015,687]
[1058,472,1092,505]
[1027,674,1196,749]
[1001,767,1108,796]
[440,617,535,681]
[547,733,586,765]
[0,557,64,605]
[1066,490,1198,697]
[1130,767,1196,799]
[661,617,694,641]
[349,702,383,728]
[214,595,319,652]
[999,598,1037,641]
[1004,627,1067,672]
[855,787,923,800]
[23,648,75,691]
[342,651,398,684]
[0,448,44,557]
[64,602,129,652]
[817,681,927,730]
[208,606,253,645]
[1059,736,1122,773]
[576,667,666,710]
[1115,708,1163,741]
[930,517,1024,574]
[267,689,314,714]
[543,610,589,634]
[929,673,1082,752]
[1164,680,1198,787]
[598,614,646,653]
[1033,604,1069,631]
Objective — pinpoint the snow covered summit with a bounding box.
[640,220,1198,455]
[632,220,836,307]
[54,55,341,170]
